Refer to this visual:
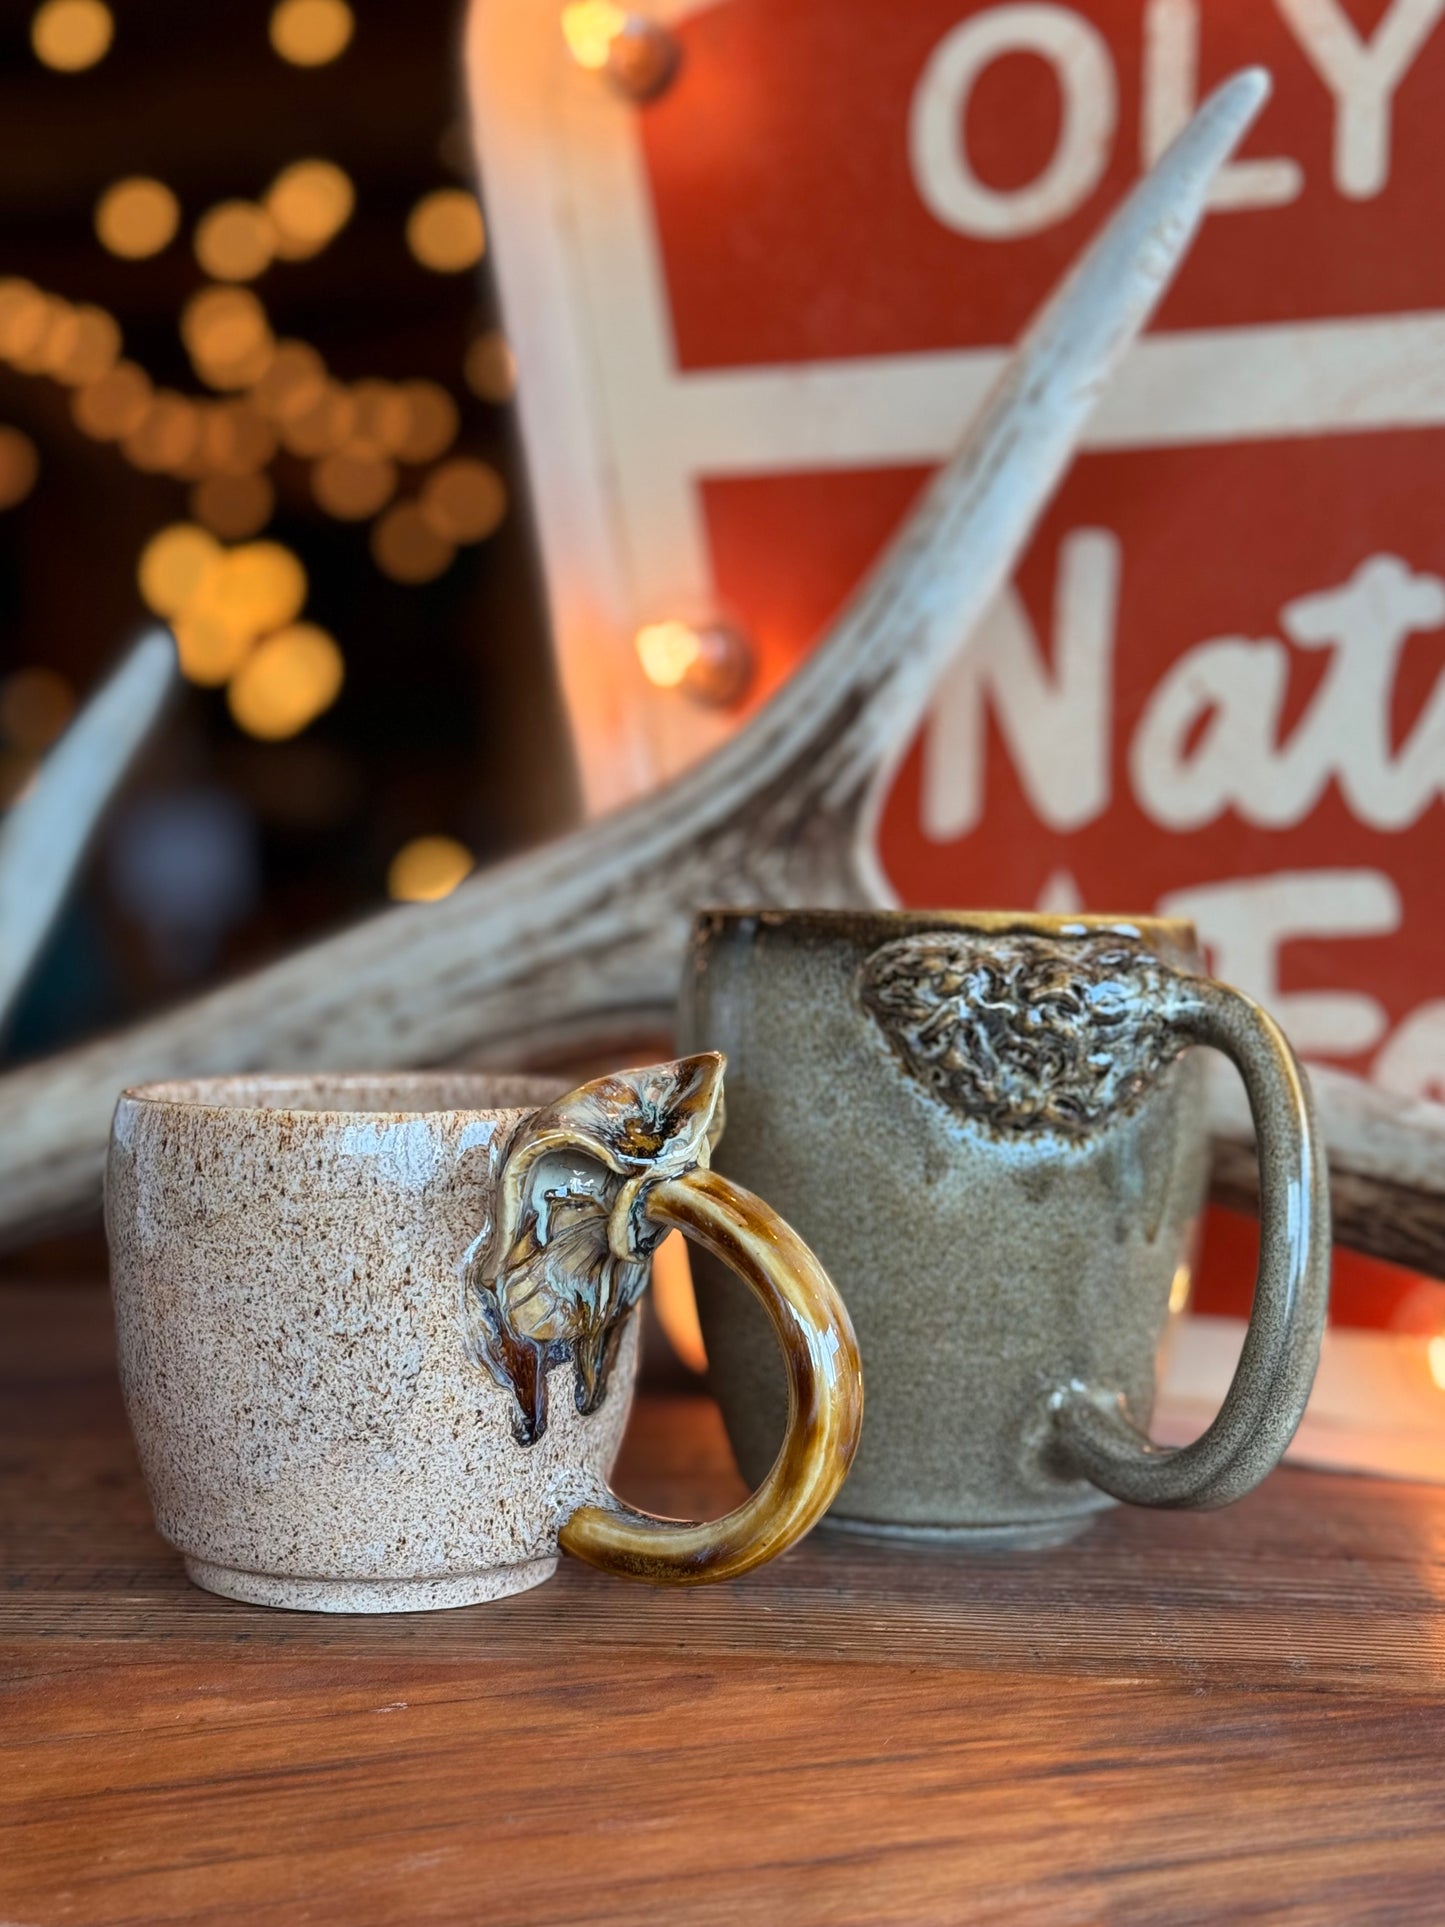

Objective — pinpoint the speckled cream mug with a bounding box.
[681,910,1330,1547]
[105,1056,862,1611]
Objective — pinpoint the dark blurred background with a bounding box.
[0,0,580,1066]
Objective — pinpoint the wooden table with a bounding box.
[4,1283,1445,1925]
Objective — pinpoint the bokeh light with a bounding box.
[0,427,40,509]
[190,472,275,540]
[560,1,628,70]
[464,329,517,403]
[31,0,113,72]
[265,160,354,258]
[181,286,275,391]
[0,666,74,750]
[420,457,506,542]
[635,619,701,689]
[405,190,485,272]
[228,623,344,739]
[311,449,396,519]
[269,0,354,67]
[394,380,458,463]
[44,303,120,385]
[198,401,277,476]
[171,613,255,687]
[0,281,45,359]
[6,293,67,373]
[194,201,276,283]
[94,177,180,259]
[386,834,474,902]
[251,340,328,422]
[138,524,222,619]
[370,503,453,584]
[279,381,356,458]
[122,391,202,474]
[72,360,152,439]
[348,380,412,456]
[200,541,308,638]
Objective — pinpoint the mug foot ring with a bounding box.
[183,1556,558,1613]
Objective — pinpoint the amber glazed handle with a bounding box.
[1051,979,1332,1510]
[560,1168,864,1584]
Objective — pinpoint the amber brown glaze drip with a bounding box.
[560,1167,864,1584]
[465,1054,725,1443]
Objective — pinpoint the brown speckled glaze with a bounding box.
[106,1062,861,1610]
[681,910,1330,1544]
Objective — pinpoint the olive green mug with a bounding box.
[681,910,1330,1547]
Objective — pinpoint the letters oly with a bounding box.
[910,0,1445,237]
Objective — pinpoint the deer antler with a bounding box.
[0,629,175,1032]
[0,75,1272,1246]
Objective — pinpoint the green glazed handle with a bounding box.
[1050,979,1331,1510]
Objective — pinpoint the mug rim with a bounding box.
[116,1070,565,1123]
[693,907,1198,945]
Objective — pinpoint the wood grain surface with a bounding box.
[4,1284,1445,1926]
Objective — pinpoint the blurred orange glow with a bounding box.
[228,623,344,740]
[44,303,120,385]
[138,524,222,619]
[348,381,412,456]
[635,619,701,689]
[265,160,354,258]
[172,613,255,687]
[0,427,39,509]
[421,458,506,542]
[194,201,276,283]
[280,382,357,458]
[72,360,152,439]
[181,287,274,390]
[200,541,308,637]
[370,503,453,584]
[122,391,202,474]
[0,666,73,749]
[31,0,113,71]
[464,329,517,403]
[393,381,458,464]
[651,1231,708,1374]
[191,473,275,541]
[269,0,353,67]
[95,177,179,259]
[311,450,396,520]
[251,340,328,421]
[0,282,46,359]
[406,190,485,273]
[561,1,628,70]
[199,402,277,477]
[387,835,474,902]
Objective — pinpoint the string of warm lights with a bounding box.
[0,267,510,621]
[5,0,711,900]
[30,0,363,75]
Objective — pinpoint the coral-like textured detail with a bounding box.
[465,1054,726,1444]
[860,931,1185,1136]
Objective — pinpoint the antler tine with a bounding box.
[0,80,1269,1245]
[0,629,176,1033]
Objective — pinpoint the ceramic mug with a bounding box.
[681,910,1330,1546]
[105,1056,862,1610]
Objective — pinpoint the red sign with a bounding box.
[634,0,1445,1331]
[476,0,1445,1340]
